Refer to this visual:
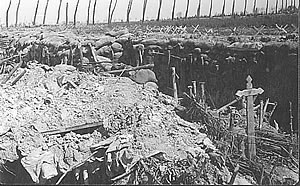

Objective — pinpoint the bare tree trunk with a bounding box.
[253,0,257,14]
[74,0,80,26]
[66,2,68,25]
[33,0,40,25]
[110,0,118,23]
[221,0,226,16]
[142,0,148,23]
[15,0,21,27]
[92,0,97,25]
[108,0,113,24]
[209,0,213,17]
[197,0,202,18]
[244,0,247,15]
[232,0,235,17]
[43,0,50,25]
[266,0,269,15]
[293,0,296,11]
[56,0,62,24]
[156,0,162,21]
[185,0,190,19]
[281,0,284,11]
[87,0,91,25]
[126,0,133,23]
[6,0,12,27]
[171,0,176,20]
[275,0,278,13]
[285,0,287,9]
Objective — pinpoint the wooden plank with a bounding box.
[246,75,256,160]
[41,121,103,136]
[171,67,178,105]
[105,64,154,74]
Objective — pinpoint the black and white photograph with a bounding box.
[0,0,298,185]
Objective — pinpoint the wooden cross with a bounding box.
[236,75,264,160]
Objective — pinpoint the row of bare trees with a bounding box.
[5,0,299,27]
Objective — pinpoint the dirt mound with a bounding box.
[0,64,231,184]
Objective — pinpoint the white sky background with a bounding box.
[0,0,298,25]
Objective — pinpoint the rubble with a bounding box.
[0,27,298,185]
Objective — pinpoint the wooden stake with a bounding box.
[192,81,197,98]
[246,75,256,160]
[229,107,234,131]
[88,43,98,62]
[171,67,178,105]
[259,100,264,129]
[199,82,205,105]
[188,86,194,98]
[66,2,69,26]
[229,164,239,184]
[289,101,293,135]
[2,54,23,84]
[11,69,26,86]
[69,46,73,66]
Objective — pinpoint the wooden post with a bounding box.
[197,0,202,18]
[259,100,264,129]
[74,0,80,26]
[15,0,21,27]
[192,81,197,98]
[289,101,293,135]
[188,86,194,98]
[171,67,178,105]
[92,0,97,25]
[246,75,256,160]
[43,0,50,25]
[87,0,91,25]
[66,2,69,26]
[2,54,23,84]
[156,0,162,21]
[6,0,12,28]
[69,46,73,66]
[57,0,63,24]
[185,0,190,19]
[229,107,234,131]
[171,0,176,20]
[199,82,205,105]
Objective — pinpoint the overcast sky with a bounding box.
[0,0,298,25]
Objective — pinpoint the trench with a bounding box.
[120,39,298,133]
